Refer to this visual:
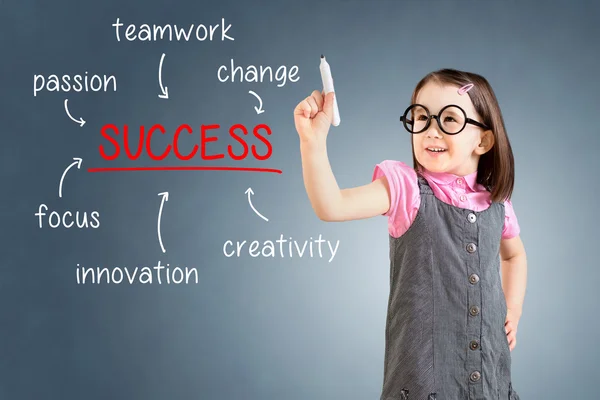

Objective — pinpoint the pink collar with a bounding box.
[420,168,481,191]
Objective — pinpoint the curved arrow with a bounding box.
[64,99,86,126]
[248,90,264,114]
[59,158,83,198]
[245,187,268,222]
[158,53,169,99]
[157,192,169,253]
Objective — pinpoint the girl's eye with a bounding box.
[416,115,428,120]
[444,116,456,122]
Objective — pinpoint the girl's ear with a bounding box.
[475,130,494,155]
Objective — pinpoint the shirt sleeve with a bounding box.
[502,199,521,239]
[372,160,420,238]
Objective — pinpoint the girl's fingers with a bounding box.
[294,99,311,119]
[311,89,324,110]
[505,320,516,335]
[305,95,319,118]
[507,332,517,351]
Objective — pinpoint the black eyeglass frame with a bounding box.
[400,104,490,135]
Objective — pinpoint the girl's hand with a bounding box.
[505,309,520,351]
[293,90,335,144]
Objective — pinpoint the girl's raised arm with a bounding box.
[294,90,391,222]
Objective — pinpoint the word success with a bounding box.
[223,234,341,263]
[99,123,273,162]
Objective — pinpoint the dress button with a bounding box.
[456,178,463,185]
[466,243,477,253]
[469,340,480,350]
[470,371,481,382]
[467,213,477,223]
[469,305,480,316]
[469,273,480,284]
[459,194,467,202]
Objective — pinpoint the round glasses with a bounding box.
[400,104,489,135]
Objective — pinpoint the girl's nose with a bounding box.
[426,124,443,138]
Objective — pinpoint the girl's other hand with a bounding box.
[505,309,520,351]
[293,90,335,144]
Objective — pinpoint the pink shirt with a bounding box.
[372,160,520,239]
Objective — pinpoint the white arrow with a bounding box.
[245,188,268,222]
[158,53,169,99]
[157,192,169,253]
[59,157,83,198]
[248,90,265,114]
[64,99,86,127]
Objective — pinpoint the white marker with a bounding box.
[319,55,340,126]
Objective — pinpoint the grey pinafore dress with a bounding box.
[380,174,520,400]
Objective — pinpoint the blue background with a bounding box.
[2,0,598,398]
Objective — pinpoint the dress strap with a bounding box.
[417,173,433,195]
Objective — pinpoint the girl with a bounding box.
[293,69,527,400]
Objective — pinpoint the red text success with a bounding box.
[95,123,281,173]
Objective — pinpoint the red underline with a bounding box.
[87,166,283,174]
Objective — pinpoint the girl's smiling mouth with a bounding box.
[426,147,447,153]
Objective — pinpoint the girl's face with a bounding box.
[412,82,493,176]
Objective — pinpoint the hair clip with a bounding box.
[458,83,474,95]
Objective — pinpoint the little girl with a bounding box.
[293,69,527,400]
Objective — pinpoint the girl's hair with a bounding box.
[410,68,515,202]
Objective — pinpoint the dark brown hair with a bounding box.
[410,68,515,202]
